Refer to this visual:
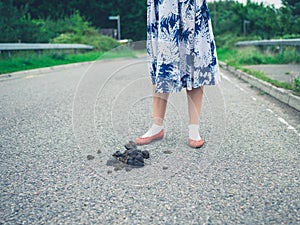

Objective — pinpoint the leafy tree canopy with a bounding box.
[0,0,299,43]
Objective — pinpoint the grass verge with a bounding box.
[217,47,300,95]
[217,46,300,66]
[0,47,136,75]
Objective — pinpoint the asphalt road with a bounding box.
[244,64,300,83]
[0,57,299,224]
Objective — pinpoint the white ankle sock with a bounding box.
[141,124,164,138]
[188,124,201,141]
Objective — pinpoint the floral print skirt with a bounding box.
[147,0,221,93]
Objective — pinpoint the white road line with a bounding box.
[278,117,300,136]
[266,110,300,136]
[221,73,231,82]
[287,125,295,130]
[224,71,300,138]
[221,73,247,93]
[278,117,289,126]
[25,75,35,79]
[238,87,245,92]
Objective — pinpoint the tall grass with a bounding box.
[217,46,300,66]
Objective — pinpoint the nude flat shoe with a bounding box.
[135,130,164,145]
[188,138,204,148]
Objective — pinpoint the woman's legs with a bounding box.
[137,85,204,146]
[138,85,169,139]
[186,87,204,141]
[187,86,204,124]
[152,85,169,126]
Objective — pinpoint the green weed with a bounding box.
[0,49,136,75]
[217,45,300,93]
[293,77,300,95]
[217,46,300,65]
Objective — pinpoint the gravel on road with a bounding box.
[0,58,299,224]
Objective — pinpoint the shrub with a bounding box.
[50,52,66,60]
[294,77,300,94]
[50,11,120,51]
[51,32,120,51]
[215,34,261,49]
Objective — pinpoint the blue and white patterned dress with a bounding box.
[147,0,221,93]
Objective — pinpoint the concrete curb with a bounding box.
[219,61,300,112]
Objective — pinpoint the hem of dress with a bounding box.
[151,80,221,93]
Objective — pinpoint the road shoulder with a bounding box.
[219,61,300,112]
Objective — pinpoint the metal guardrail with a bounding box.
[0,43,94,51]
[235,39,300,47]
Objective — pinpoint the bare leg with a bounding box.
[186,86,204,144]
[186,86,204,124]
[135,85,169,144]
[152,85,169,125]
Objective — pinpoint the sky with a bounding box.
[207,0,282,8]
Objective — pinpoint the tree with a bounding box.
[280,0,300,34]
[0,0,40,42]
[11,0,147,40]
[1,0,299,43]
[244,1,279,38]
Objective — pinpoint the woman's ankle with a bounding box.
[141,123,164,138]
[188,124,201,141]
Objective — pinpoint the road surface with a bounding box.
[0,57,299,224]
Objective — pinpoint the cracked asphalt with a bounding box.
[0,57,299,224]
